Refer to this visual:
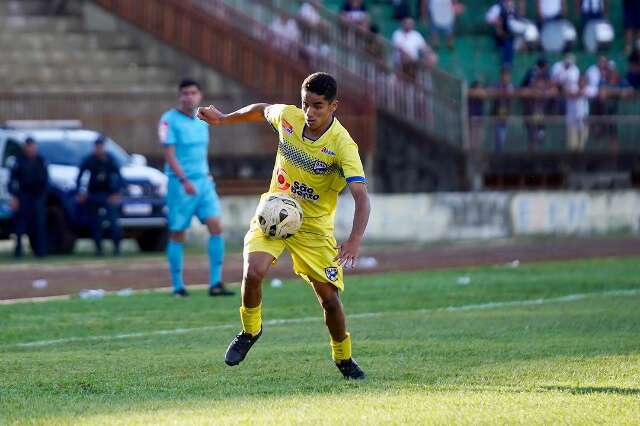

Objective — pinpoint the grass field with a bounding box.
[1,257,640,425]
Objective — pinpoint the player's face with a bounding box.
[179,85,202,112]
[301,90,337,131]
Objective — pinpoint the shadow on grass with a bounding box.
[543,386,640,396]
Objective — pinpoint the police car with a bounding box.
[0,121,168,254]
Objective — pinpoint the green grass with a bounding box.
[1,257,640,425]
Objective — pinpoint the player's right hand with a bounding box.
[197,105,225,125]
[182,179,197,195]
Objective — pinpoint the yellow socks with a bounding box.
[240,304,262,337]
[330,332,352,362]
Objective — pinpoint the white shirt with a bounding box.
[430,0,455,27]
[392,29,427,60]
[585,64,603,97]
[581,0,604,14]
[486,4,501,23]
[299,3,321,26]
[566,83,589,122]
[551,60,580,91]
[270,17,300,47]
[538,0,562,19]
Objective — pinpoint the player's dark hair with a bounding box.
[301,72,337,102]
[178,78,201,91]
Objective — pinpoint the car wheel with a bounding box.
[136,228,168,252]
[47,205,76,255]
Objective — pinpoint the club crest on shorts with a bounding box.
[325,267,339,282]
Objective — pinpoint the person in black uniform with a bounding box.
[76,135,123,256]
[8,137,49,258]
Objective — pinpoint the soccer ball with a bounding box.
[256,193,303,239]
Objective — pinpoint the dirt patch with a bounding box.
[1,237,638,300]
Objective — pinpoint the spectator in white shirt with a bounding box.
[270,13,301,51]
[566,75,590,151]
[426,0,464,49]
[551,54,580,92]
[299,1,325,28]
[392,17,437,78]
[537,0,566,24]
[585,55,612,96]
[340,0,370,31]
[575,0,605,27]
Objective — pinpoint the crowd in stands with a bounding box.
[468,53,635,153]
[263,1,639,152]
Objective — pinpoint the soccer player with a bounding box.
[160,78,234,297]
[197,72,371,379]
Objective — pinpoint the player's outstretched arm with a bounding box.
[335,182,370,269]
[197,103,271,125]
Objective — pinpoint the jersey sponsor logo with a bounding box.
[291,180,320,201]
[325,267,339,282]
[282,118,294,135]
[313,161,328,174]
[321,147,336,156]
[158,120,169,144]
[276,167,291,191]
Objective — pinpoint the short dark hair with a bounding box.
[95,134,107,145]
[179,78,201,91]
[24,136,36,145]
[301,72,337,102]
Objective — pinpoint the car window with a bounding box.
[37,137,131,167]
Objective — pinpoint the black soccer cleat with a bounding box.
[224,328,262,366]
[336,358,366,380]
[172,288,189,298]
[209,283,235,297]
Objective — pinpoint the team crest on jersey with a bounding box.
[325,267,339,282]
[282,119,294,135]
[313,161,328,174]
[321,147,336,156]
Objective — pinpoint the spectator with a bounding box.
[491,66,514,152]
[8,137,48,258]
[269,12,301,51]
[575,0,606,29]
[537,0,566,25]
[551,53,580,93]
[392,0,412,21]
[467,81,486,151]
[624,0,640,54]
[627,46,640,89]
[299,1,324,29]
[486,0,519,66]
[565,75,590,151]
[341,0,370,31]
[585,55,611,95]
[426,0,464,49]
[521,58,550,87]
[392,17,437,78]
[76,135,123,256]
[523,75,556,151]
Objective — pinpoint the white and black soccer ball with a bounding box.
[256,193,303,239]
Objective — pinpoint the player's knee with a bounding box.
[208,220,222,235]
[244,265,267,287]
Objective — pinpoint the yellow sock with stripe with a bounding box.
[330,332,352,362]
[240,304,262,337]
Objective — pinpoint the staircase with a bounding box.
[0,0,178,93]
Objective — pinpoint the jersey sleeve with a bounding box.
[158,112,176,146]
[264,104,288,133]
[338,140,366,184]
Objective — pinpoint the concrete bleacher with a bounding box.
[0,0,176,93]
[322,0,628,84]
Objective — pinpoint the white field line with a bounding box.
[4,288,639,349]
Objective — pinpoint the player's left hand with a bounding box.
[197,105,225,125]
[335,238,361,269]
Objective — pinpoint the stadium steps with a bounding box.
[0,2,177,94]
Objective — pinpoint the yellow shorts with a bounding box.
[244,221,344,291]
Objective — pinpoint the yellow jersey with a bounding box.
[262,104,366,237]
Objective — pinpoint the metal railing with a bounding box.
[92,0,377,151]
